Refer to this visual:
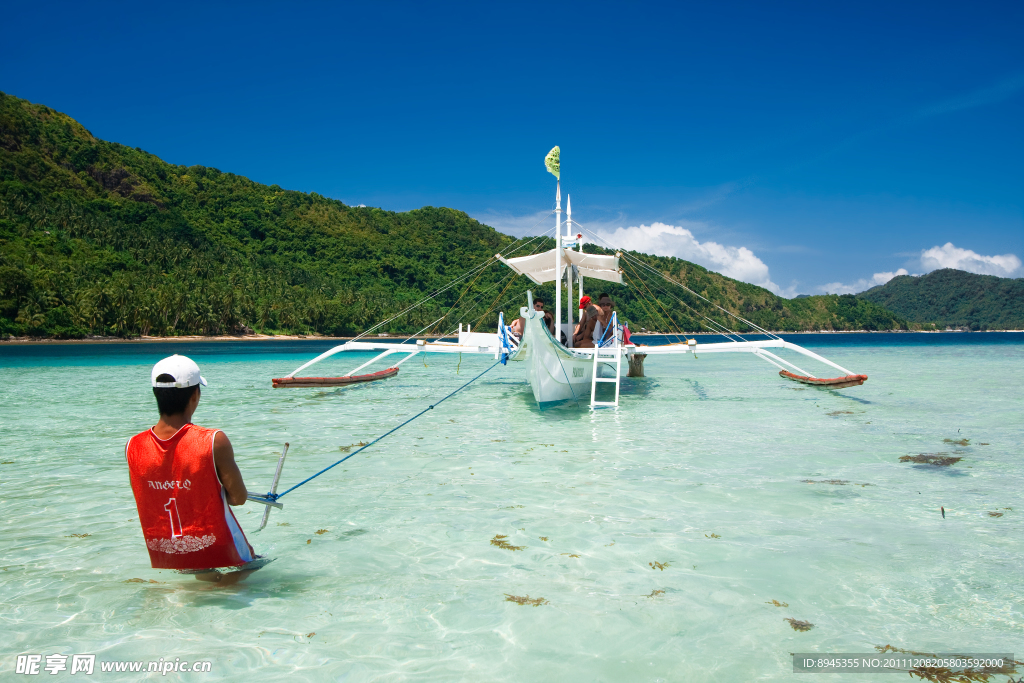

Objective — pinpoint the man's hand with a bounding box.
[213,432,247,505]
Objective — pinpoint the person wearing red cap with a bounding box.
[573,295,601,348]
[125,355,259,582]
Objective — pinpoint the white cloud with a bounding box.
[819,269,909,295]
[815,242,1021,295]
[595,221,782,294]
[919,242,1022,277]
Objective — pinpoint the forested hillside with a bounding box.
[0,92,906,338]
[859,268,1024,330]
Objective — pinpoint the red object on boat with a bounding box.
[272,367,399,388]
[779,370,867,389]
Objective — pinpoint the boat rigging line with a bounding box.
[342,218,557,348]
[253,361,503,508]
[420,224,559,344]
[578,224,782,342]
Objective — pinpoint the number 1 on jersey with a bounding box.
[164,498,183,538]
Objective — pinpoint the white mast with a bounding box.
[578,231,584,305]
[554,181,561,343]
[566,194,573,347]
[577,201,584,310]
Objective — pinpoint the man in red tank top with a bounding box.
[126,355,259,582]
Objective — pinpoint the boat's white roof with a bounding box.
[497,248,622,284]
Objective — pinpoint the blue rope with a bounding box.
[597,312,618,348]
[269,361,501,501]
[498,312,510,365]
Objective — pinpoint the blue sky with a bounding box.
[3,1,1021,295]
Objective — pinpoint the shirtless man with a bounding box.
[573,295,602,348]
[534,297,556,334]
[511,297,555,338]
[125,355,260,583]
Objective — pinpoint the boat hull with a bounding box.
[510,313,617,405]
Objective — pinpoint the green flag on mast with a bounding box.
[544,146,560,180]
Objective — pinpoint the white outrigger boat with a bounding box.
[273,148,867,407]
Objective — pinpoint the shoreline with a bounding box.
[2,329,1022,346]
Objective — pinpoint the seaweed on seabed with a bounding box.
[784,618,813,632]
[505,594,548,606]
[802,479,875,487]
[900,454,962,466]
[491,534,526,551]
[943,438,970,447]
[766,600,788,607]
[649,561,669,571]
[896,666,990,682]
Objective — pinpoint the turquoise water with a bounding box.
[2,334,1022,681]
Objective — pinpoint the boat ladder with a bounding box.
[590,314,622,408]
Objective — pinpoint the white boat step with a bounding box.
[590,313,623,409]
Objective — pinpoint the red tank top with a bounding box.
[126,423,253,570]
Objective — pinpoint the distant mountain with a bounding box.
[0,91,906,338]
[858,269,1024,330]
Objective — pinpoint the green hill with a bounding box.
[858,269,1024,330]
[0,91,905,338]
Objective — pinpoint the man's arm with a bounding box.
[213,431,247,505]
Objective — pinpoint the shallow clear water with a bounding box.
[2,334,1022,681]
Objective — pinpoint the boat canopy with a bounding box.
[496,248,623,284]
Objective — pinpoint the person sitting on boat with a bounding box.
[573,295,601,348]
[593,293,616,346]
[509,316,524,339]
[511,297,562,340]
[510,298,546,338]
[535,297,557,335]
[125,355,258,583]
[573,295,592,334]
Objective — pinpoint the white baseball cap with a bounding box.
[151,355,208,388]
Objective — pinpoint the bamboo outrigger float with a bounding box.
[272,367,399,387]
[272,147,868,407]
